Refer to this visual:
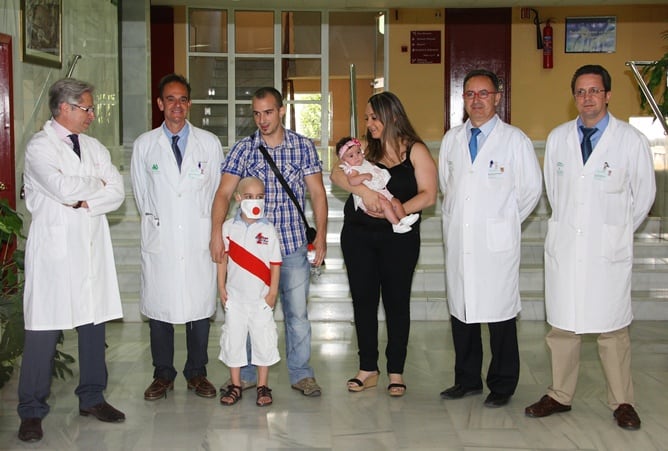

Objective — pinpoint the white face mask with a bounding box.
[240,199,264,219]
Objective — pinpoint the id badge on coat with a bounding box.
[487,160,505,179]
[594,162,612,181]
[188,161,207,179]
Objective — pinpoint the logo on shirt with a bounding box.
[255,233,269,245]
[557,161,565,176]
[151,163,159,172]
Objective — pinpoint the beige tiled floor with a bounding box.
[1,320,667,450]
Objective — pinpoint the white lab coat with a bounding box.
[439,117,542,323]
[543,114,655,334]
[23,120,125,330]
[131,121,223,323]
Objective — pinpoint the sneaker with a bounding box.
[392,223,411,234]
[220,378,256,392]
[399,213,419,228]
[291,377,322,397]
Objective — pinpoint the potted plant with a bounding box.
[0,199,25,388]
[640,30,668,119]
[0,199,73,390]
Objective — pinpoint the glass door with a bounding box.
[186,7,387,154]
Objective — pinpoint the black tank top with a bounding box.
[343,146,420,232]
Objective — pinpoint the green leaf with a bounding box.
[638,31,668,115]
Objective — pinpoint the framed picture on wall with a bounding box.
[565,16,616,54]
[21,0,62,68]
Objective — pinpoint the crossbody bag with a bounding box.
[257,144,317,244]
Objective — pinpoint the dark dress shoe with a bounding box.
[79,401,125,423]
[525,395,571,418]
[484,392,511,408]
[18,418,43,442]
[144,377,174,400]
[187,375,216,398]
[439,384,483,399]
[613,403,641,430]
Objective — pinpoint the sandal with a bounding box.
[387,383,407,397]
[256,385,273,407]
[347,371,380,392]
[220,384,242,405]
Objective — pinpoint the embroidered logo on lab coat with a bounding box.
[556,161,564,176]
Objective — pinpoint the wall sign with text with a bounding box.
[410,31,441,64]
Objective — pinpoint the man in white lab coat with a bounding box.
[18,78,126,442]
[438,69,542,408]
[525,65,655,430]
[131,74,223,401]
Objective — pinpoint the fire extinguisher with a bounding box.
[543,20,553,69]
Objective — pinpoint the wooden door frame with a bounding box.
[150,6,175,130]
[0,33,16,209]
[443,8,511,132]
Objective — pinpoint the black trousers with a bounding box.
[341,223,420,374]
[149,318,210,381]
[450,315,520,396]
[18,323,108,419]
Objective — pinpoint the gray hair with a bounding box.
[48,78,94,117]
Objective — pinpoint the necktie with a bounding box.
[469,127,481,163]
[68,134,81,159]
[580,126,597,164]
[171,135,183,171]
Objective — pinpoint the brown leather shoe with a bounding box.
[613,403,641,430]
[187,375,216,398]
[79,401,125,422]
[525,395,571,418]
[18,418,43,442]
[144,378,174,400]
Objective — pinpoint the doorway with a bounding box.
[444,8,511,131]
[0,33,15,209]
[152,7,386,151]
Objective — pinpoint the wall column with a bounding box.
[120,0,151,169]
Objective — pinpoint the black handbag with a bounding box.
[258,145,317,244]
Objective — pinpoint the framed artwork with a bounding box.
[565,16,616,54]
[21,0,62,68]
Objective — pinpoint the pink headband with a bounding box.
[337,138,361,158]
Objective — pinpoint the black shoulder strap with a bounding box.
[257,144,311,228]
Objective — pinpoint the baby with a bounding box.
[336,136,418,233]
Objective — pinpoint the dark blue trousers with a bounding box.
[149,318,210,381]
[451,315,520,396]
[17,323,108,420]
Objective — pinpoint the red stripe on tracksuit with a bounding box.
[227,239,271,286]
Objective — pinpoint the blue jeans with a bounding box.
[241,245,314,384]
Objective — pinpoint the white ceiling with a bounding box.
[152,0,668,8]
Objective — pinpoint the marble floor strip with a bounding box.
[1,320,667,450]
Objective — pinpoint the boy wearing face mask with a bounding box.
[217,176,282,407]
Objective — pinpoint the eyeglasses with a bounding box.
[162,96,190,105]
[70,103,95,114]
[463,90,499,100]
[574,87,606,98]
